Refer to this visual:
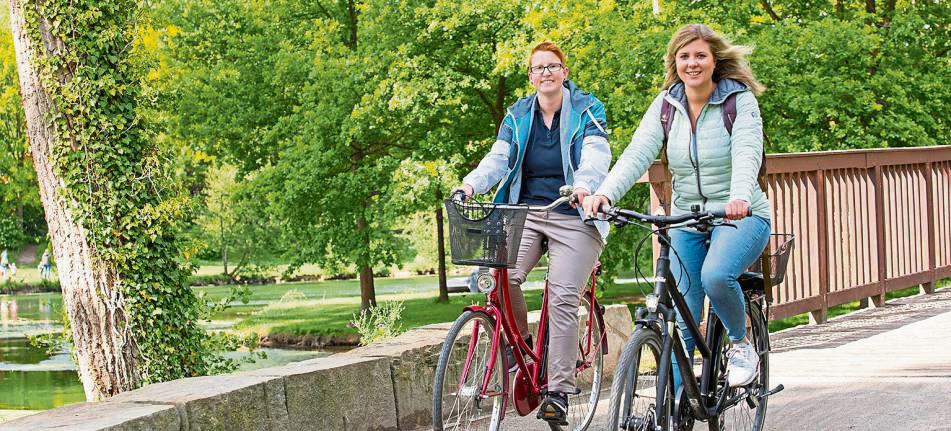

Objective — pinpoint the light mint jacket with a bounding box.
[596,79,771,220]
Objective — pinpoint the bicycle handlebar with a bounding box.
[593,204,752,228]
[449,185,577,212]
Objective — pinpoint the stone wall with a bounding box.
[0,305,632,431]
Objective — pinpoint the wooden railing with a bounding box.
[639,146,951,323]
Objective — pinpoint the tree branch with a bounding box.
[346,0,357,50]
[758,0,781,21]
[473,87,498,121]
[866,0,876,14]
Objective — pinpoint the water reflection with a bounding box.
[0,294,82,412]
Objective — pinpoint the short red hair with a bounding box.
[528,42,567,69]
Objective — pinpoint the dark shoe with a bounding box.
[505,335,533,373]
[536,391,569,426]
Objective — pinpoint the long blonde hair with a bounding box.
[662,24,765,95]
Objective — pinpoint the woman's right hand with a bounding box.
[453,184,474,201]
[582,194,611,219]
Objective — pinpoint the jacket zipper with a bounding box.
[688,105,709,208]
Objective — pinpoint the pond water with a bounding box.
[0,293,329,413]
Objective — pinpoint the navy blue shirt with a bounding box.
[519,106,576,215]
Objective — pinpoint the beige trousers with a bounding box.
[503,211,604,393]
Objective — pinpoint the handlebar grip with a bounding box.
[451,189,468,202]
[709,208,753,218]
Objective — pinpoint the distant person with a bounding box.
[39,249,52,279]
[0,249,8,279]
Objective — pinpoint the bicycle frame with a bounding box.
[635,228,731,422]
[460,263,607,419]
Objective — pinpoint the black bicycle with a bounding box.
[598,205,794,431]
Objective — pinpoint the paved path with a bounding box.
[502,287,951,430]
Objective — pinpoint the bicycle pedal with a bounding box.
[762,383,784,398]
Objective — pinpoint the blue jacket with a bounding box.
[463,80,612,239]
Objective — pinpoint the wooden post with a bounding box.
[811,169,829,324]
[923,162,937,294]
[870,166,887,307]
[648,163,672,274]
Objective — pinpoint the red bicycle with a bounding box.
[432,188,607,431]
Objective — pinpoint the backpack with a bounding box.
[659,92,775,302]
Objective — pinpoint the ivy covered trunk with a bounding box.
[8,0,139,400]
[8,0,214,400]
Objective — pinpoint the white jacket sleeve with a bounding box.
[596,93,667,204]
[462,117,514,194]
[728,91,764,203]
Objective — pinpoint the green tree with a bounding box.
[0,19,40,246]
[8,0,227,400]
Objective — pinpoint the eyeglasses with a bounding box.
[529,63,565,75]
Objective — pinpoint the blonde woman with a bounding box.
[584,24,770,389]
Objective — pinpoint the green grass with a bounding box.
[226,279,651,339]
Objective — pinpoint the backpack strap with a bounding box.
[659,97,674,174]
[658,98,675,212]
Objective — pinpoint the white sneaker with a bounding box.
[726,342,760,387]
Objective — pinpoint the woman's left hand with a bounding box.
[725,199,750,220]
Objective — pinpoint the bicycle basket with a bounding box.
[748,233,795,285]
[444,199,528,268]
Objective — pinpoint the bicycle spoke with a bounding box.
[434,311,505,431]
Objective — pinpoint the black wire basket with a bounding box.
[748,233,796,285]
[444,199,528,268]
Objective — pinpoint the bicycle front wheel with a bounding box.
[549,295,606,431]
[607,326,671,431]
[708,300,770,431]
[432,310,507,431]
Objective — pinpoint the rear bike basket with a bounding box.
[444,199,528,268]
[748,233,795,285]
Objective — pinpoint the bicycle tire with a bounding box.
[707,300,770,431]
[607,326,672,431]
[432,310,507,431]
[548,295,606,431]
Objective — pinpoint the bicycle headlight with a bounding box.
[477,272,496,294]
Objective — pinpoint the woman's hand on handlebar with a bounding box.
[452,184,475,201]
[725,199,750,220]
[570,187,590,209]
[582,194,611,219]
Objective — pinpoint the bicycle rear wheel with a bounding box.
[432,310,507,431]
[708,300,770,431]
[607,326,671,431]
[549,295,605,431]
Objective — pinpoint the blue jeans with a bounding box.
[668,215,770,391]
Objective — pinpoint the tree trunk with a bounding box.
[9,0,140,400]
[759,0,781,21]
[356,211,377,311]
[435,192,448,303]
[220,198,229,277]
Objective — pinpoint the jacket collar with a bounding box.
[666,78,748,108]
[509,79,596,119]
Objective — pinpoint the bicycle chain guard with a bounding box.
[512,369,540,416]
